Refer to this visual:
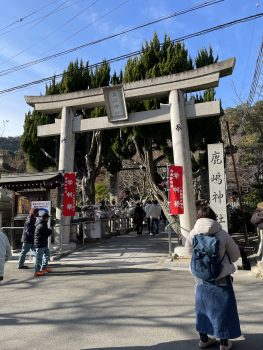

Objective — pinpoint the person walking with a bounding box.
[34,213,52,277]
[18,208,39,269]
[185,206,241,350]
[144,200,152,234]
[133,203,146,235]
[149,200,162,235]
[0,230,12,284]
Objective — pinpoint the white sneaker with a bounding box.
[149,232,154,236]
[220,340,232,350]
[199,337,216,349]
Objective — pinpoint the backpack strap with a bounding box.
[219,251,231,264]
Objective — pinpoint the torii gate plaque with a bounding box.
[25,58,235,249]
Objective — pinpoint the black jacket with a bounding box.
[21,215,37,243]
[133,206,146,224]
[34,219,52,248]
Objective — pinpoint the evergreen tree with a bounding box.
[21,111,57,171]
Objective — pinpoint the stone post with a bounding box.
[169,89,196,242]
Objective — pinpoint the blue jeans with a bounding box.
[18,242,35,268]
[35,247,50,272]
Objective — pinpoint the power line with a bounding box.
[239,0,260,97]
[56,0,131,48]
[0,0,225,77]
[0,0,129,68]
[0,12,263,96]
[0,0,88,38]
[0,0,101,68]
[0,0,61,32]
[247,36,263,106]
[0,0,72,66]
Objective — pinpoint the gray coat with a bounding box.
[0,231,12,277]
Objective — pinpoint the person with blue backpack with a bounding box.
[185,206,241,350]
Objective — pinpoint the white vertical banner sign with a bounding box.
[208,143,228,231]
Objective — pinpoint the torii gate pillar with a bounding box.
[55,107,76,248]
[170,90,196,240]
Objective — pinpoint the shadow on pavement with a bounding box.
[81,333,262,350]
[46,267,169,276]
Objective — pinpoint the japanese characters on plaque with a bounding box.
[208,143,228,231]
[103,86,128,122]
[62,172,76,217]
[169,165,184,215]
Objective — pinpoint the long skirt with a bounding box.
[195,275,241,339]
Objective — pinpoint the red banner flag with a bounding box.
[169,165,184,215]
[62,172,76,216]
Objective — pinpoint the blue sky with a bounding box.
[0,0,262,137]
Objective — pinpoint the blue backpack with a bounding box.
[191,234,225,281]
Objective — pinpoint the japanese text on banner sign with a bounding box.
[208,143,228,231]
[169,165,184,215]
[63,173,76,216]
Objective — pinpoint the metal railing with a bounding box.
[2,216,135,254]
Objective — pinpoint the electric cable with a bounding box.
[0,0,61,32]
[0,0,72,66]
[239,1,260,97]
[0,12,262,96]
[0,1,228,78]
[20,0,225,72]
[0,0,128,68]
[0,0,101,68]
[57,0,131,48]
[0,0,88,38]
[247,36,263,106]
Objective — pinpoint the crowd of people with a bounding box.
[133,200,164,236]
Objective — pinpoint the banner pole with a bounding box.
[167,163,172,256]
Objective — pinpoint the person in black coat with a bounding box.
[34,213,52,277]
[133,203,146,235]
[17,208,39,269]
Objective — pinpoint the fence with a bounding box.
[2,216,134,252]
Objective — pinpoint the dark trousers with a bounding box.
[151,218,159,234]
[136,224,143,235]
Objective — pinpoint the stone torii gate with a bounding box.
[25,58,235,248]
